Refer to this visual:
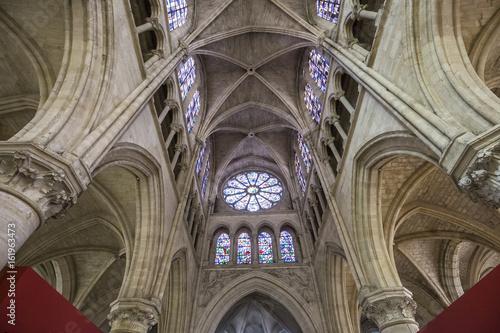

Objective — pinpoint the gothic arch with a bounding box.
[196,271,322,332]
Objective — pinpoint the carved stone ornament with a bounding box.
[364,296,417,330]
[198,270,247,307]
[0,151,78,221]
[266,268,315,303]
[107,307,157,330]
[458,143,500,208]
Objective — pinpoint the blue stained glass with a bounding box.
[223,171,283,212]
[280,231,296,262]
[196,142,206,175]
[298,133,312,174]
[258,232,273,263]
[309,50,330,93]
[295,153,306,194]
[185,90,200,133]
[201,159,209,197]
[215,233,230,265]
[304,84,322,125]
[178,57,196,100]
[166,0,188,31]
[316,0,341,23]
[255,173,269,186]
[237,233,252,264]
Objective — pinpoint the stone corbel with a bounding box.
[0,151,78,221]
[145,17,160,31]
[458,143,500,208]
[151,49,164,59]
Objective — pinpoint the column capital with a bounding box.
[361,288,418,331]
[170,123,183,133]
[151,49,164,59]
[145,17,160,31]
[108,299,159,333]
[458,143,500,208]
[352,4,368,20]
[163,98,177,109]
[174,143,187,153]
[0,150,79,221]
[332,90,345,100]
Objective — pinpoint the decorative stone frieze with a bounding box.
[458,143,500,208]
[0,151,78,221]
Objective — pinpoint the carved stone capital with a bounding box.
[163,98,177,109]
[145,17,160,30]
[151,49,164,59]
[170,123,183,133]
[458,143,500,208]
[174,143,187,153]
[361,288,417,331]
[333,90,345,101]
[0,151,78,221]
[107,306,158,332]
[352,4,368,20]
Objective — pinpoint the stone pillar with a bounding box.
[306,212,318,241]
[171,144,186,170]
[229,232,236,265]
[108,299,159,333]
[361,287,419,333]
[312,185,326,212]
[184,190,195,221]
[165,124,182,149]
[273,232,282,263]
[0,151,79,267]
[327,115,348,143]
[252,234,258,265]
[311,200,323,230]
[324,137,342,166]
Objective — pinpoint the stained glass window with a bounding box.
[237,233,252,264]
[201,159,210,197]
[215,233,230,265]
[298,133,312,174]
[258,232,273,263]
[222,171,283,212]
[166,0,188,31]
[295,153,306,194]
[196,142,206,175]
[185,90,200,133]
[316,0,341,23]
[309,50,330,92]
[280,231,296,262]
[178,57,195,100]
[304,84,322,124]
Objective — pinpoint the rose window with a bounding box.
[222,171,283,212]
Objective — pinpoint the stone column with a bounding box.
[252,234,259,265]
[229,232,236,265]
[108,299,159,333]
[323,137,342,166]
[327,115,348,143]
[0,151,79,267]
[361,287,419,333]
[312,185,326,212]
[184,190,195,221]
[171,143,186,170]
[273,232,282,263]
[311,200,323,231]
[306,212,318,241]
[165,124,182,149]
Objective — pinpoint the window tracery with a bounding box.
[295,153,306,194]
[258,232,274,263]
[166,0,188,31]
[309,50,330,93]
[201,159,210,197]
[178,57,195,100]
[196,142,206,174]
[222,171,283,212]
[280,231,296,262]
[304,84,323,124]
[237,233,252,264]
[316,0,341,23]
[185,90,200,133]
[298,133,312,174]
[215,233,230,265]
